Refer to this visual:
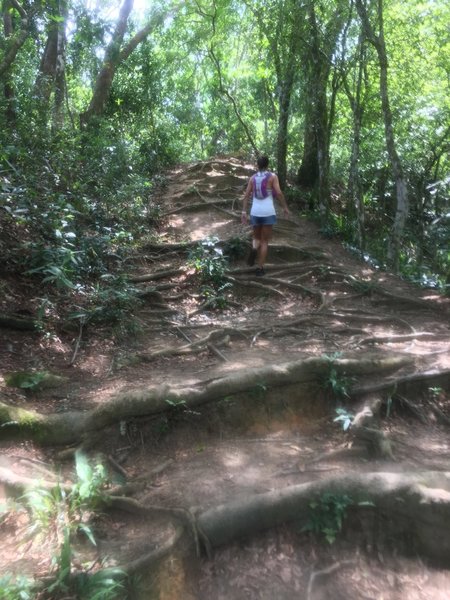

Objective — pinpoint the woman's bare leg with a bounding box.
[258,225,273,268]
[252,225,262,250]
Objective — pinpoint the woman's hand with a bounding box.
[241,211,248,224]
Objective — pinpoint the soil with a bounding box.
[1,156,450,599]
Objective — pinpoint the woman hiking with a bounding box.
[241,155,290,276]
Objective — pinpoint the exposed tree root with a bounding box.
[396,394,428,424]
[260,275,325,304]
[225,275,287,298]
[0,465,68,492]
[193,188,238,218]
[426,399,450,427]
[142,241,198,252]
[0,354,414,445]
[129,267,185,283]
[370,287,446,311]
[358,332,447,345]
[0,312,38,331]
[351,368,450,396]
[125,526,185,576]
[196,470,450,562]
[349,394,394,459]
[137,330,231,362]
[306,560,355,600]
[162,197,233,216]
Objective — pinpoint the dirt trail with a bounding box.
[1,157,450,599]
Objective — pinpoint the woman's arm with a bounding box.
[241,178,253,222]
[271,175,290,216]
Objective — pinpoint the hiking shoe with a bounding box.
[247,248,257,266]
[255,267,265,276]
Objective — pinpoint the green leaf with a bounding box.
[4,371,47,390]
[75,451,93,484]
[78,523,97,546]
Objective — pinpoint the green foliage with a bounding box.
[188,236,234,310]
[72,451,108,508]
[333,407,354,431]
[0,574,34,600]
[303,493,352,544]
[12,453,122,599]
[321,353,354,399]
[319,211,360,245]
[70,275,143,327]
[188,236,228,286]
[428,386,443,399]
[73,567,126,600]
[1,0,449,319]
[222,235,248,261]
[249,382,268,400]
[4,371,68,392]
[200,282,232,309]
[4,371,48,391]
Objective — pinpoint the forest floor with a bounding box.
[1,156,450,599]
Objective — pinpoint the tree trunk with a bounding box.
[32,0,68,129]
[346,35,366,252]
[276,53,296,190]
[34,15,58,108]
[297,117,319,190]
[2,1,16,125]
[296,1,346,215]
[80,2,170,128]
[248,0,302,184]
[80,0,135,126]
[297,3,331,216]
[356,0,409,272]
[0,0,30,78]
[51,0,68,133]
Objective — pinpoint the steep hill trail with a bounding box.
[1,157,450,599]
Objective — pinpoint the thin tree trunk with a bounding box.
[2,1,16,124]
[51,1,68,133]
[34,12,59,108]
[276,57,296,190]
[297,117,319,190]
[244,0,301,179]
[80,2,170,128]
[308,3,331,218]
[0,0,30,78]
[80,0,134,126]
[209,45,259,157]
[296,0,345,214]
[356,0,409,272]
[345,35,366,252]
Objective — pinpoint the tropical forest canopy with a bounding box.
[1,0,449,300]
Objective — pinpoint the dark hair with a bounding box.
[257,155,269,170]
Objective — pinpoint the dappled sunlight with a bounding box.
[190,219,234,240]
[221,450,245,468]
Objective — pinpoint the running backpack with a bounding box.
[252,171,272,199]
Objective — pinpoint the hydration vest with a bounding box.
[252,171,273,199]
